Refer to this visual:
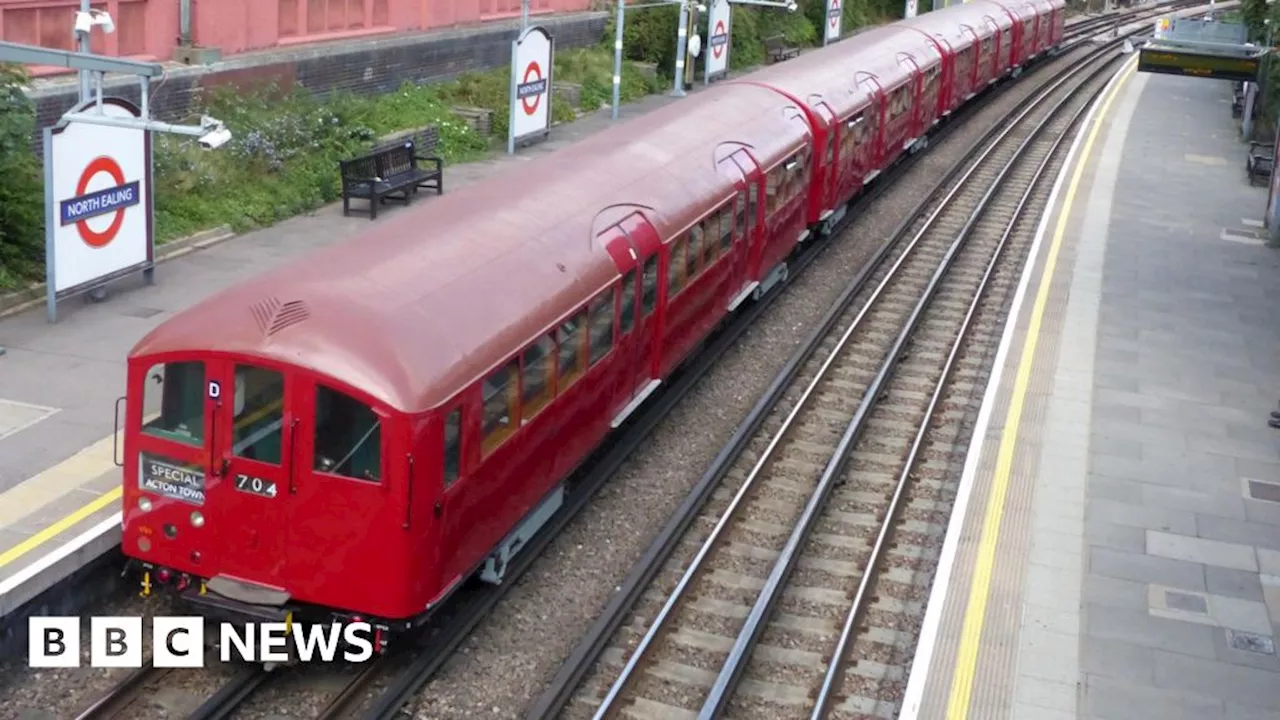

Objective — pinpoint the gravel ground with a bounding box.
[408,44,1097,720]
[0,591,244,720]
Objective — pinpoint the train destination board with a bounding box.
[1138,45,1263,83]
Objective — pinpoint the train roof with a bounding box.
[130,83,812,414]
[742,26,921,116]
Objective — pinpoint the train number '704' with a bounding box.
[235,473,278,498]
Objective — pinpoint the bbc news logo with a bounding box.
[29,617,375,667]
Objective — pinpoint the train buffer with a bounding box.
[339,126,444,220]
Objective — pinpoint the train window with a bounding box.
[748,183,759,232]
[558,310,588,391]
[719,206,733,253]
[765,169,782,214]
[588,289,615,366]
[141,361,205,447]
[443,409,461,487]
[825,134,835,166]
[521,333,557,420]
[620,269,637,335]
[231,365,284,465]
[313,385,381,482]
[687,225,703,278]
[480,359,519,455]
[701,217,717,265]
[734,190,747,238]
[668,236,687,296]
[641,255,659,317]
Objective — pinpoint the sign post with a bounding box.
[905,0,919,17]
[704,0,732,84]
[44,97,154,323]
[824,0,842,46]
[508,26,554,154]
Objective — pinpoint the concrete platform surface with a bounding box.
[902,54,1280,720]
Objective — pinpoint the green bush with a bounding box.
[0,64,45,290]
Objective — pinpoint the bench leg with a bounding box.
[343,197,350,217]
[370,195,378,220]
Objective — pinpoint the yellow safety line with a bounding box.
[945,58,1137,719]
[0,486,122,571]
[0,390,281,574]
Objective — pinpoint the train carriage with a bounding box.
[122,82,814,627]
[119,0,1067,643]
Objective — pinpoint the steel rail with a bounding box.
[695,45,1126,720]
[187,665,271,720]
[587,31,1135,720]
[807,49,1117,720]
[523,21,1166,720]
[73,663,166,720]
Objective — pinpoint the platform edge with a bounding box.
[897,51,1141,720]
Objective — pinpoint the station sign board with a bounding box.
[705,0,732,83]
[44,97,154,321]
[509,26,555,153]
[825,0,842,44]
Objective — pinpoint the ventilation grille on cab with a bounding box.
[250,297,311,336]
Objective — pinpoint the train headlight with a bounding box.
[138,497,152,512]
[190,511,205,528]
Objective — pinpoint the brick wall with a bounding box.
[26,11,608,155]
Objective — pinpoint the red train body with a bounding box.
[120,0,1065,640]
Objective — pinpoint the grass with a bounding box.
[150,46,663,244]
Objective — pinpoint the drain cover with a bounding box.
[1165,589,1209,614]
[1245,478,1280,504]
[1226,629,1275,655]
[121,306,164,319]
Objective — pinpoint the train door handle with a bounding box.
[434,501,443,517]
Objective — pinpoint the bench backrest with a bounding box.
[764,35,785,49]
[340,154,381,182]
[377,143,418,178]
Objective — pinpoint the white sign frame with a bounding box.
[44,96,154,322]
[704,0,732,84]
[825,0,843,45]
[509,26,555,153]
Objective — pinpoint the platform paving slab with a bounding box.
[1074,73,1280,719]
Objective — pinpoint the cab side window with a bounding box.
[443,408,461,487]
[314,385,382,482]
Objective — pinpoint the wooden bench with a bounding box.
[339,127,444,220]
[1247,141,1273,187]
[764,34,800,64]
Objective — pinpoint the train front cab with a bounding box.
[122,352,419,627]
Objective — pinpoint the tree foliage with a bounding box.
[0,63,45,288]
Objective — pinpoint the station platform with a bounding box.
[0,88,695,645]
[901,53,1280,720]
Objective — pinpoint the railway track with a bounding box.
[526,28,1135,720]
[58,4,1186,719]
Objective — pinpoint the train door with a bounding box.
[203,359,295,585]
[285,374,397,606]
[897,54,923,146]
[728,149,766,290]
[598,212,663,427]
[713,147,754,310]
[856,74,885,174]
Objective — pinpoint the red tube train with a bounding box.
[120,0,1064,646]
